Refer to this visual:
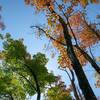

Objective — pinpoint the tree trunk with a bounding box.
[24,63,41,100]
[28,68,41,100]
[47,3,97,100]
[61,19,96,100]
[70,70,80,100]
[64,69,80,100]
[75,45,100,74]
[33,72,40,100]
[77,87,83,100]
[61,18,96,100]
[66,15,100,74]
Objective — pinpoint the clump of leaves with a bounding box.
[44,75,73,100]
[0,34,57,99]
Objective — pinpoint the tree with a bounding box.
[44,75,73,100]
[69,11,100,73]
[59,68,82,100]
[0,66,27,100]
[0,33,57,100]
[24,0,100,99]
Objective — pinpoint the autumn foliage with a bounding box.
[24,0,100,93]
[69,12,99,47]
[24,0,99,70]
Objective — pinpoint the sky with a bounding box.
[0,0,100,99]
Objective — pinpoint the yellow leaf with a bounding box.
[94,72,99,78]
[50,28,53,31]
[56,15,59,19]
[90,0,99,4]
[98,57,100,62]
[97,77,100,80]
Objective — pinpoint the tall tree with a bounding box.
[0,34,57,100]
[24,0,100,99]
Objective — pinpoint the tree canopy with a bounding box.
[0,34,57,100]
[0,0,100,99]
[44,76,73,100]
[24,0,100,100]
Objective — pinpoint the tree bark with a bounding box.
[75,45,100,74]
[60,16,96,100]
[66,15,100,75]
[47,3,97,100]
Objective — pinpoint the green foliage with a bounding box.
[0,34,3,40]
[0,34,57,99]
[3,38,26,61]
[0,66,26,100]
[44,77,72,100]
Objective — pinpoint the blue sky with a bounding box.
[0,0,100,99]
